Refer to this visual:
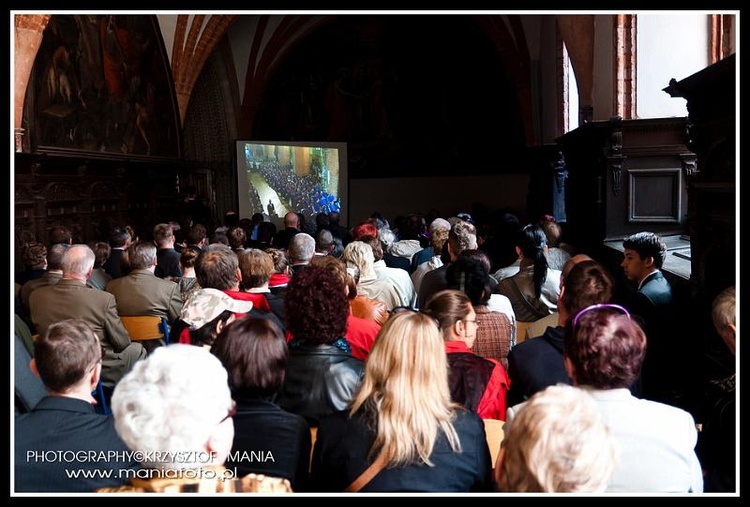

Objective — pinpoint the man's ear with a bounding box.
[90,363,101,392]
[215,313,238,336]
[644,255,655,268]
[29,358,40,378]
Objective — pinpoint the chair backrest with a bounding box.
[15,313,36,357]
[120,315,166,341]
[515,321,534,345]
[14,334,46,413]
[483,418,505,470]
[309,426,318,473]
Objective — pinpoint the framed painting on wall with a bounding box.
[24,14,180,160]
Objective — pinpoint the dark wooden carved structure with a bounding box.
[13,14,186,268]
[664,54,736,306]
[14,153,181,250]
[555,116,694,258]
[663,54,736,369]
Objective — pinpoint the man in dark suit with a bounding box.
[29,244,147,389]
[102,226,132,279]
[326,211,350,246]
[621,231,678,403]
[273,212,301,250]
[153,222,182,279]
[14,319,138,492]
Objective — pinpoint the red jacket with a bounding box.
[444,340,510,421]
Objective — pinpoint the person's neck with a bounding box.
[62,273,87,283]
[519,257,534,268]
[245,283,270,292]
[48,385,96,404]
[557,306,569,326]
[448,334,470,347]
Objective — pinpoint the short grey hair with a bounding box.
[112,344,233,470]
[429,218,451,235]
[378,228,396,249]
[127,240,157,270]
[288,233,315,264]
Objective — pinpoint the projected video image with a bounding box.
[239,142,343,219]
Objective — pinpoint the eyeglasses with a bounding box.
[219,400,237,424]
[463,318,481,326]
[571,304,630,332]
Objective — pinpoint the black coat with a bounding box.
[277,341,364,427]
[228,396,312,492]
[14,397,138,492]
[311,408,492,492]
[506,325,570,407]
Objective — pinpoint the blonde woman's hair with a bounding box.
[342,240,376,279]
[349,311,461,467]
[498,384,619,492]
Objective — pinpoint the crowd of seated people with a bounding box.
[12,207,733,494]
[256,159,340,216]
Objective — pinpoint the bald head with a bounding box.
[61,244,95,281]
[284,212,299,229]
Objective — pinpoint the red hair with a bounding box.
[351,222,378,241]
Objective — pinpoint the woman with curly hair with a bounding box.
[276,264,365,427]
